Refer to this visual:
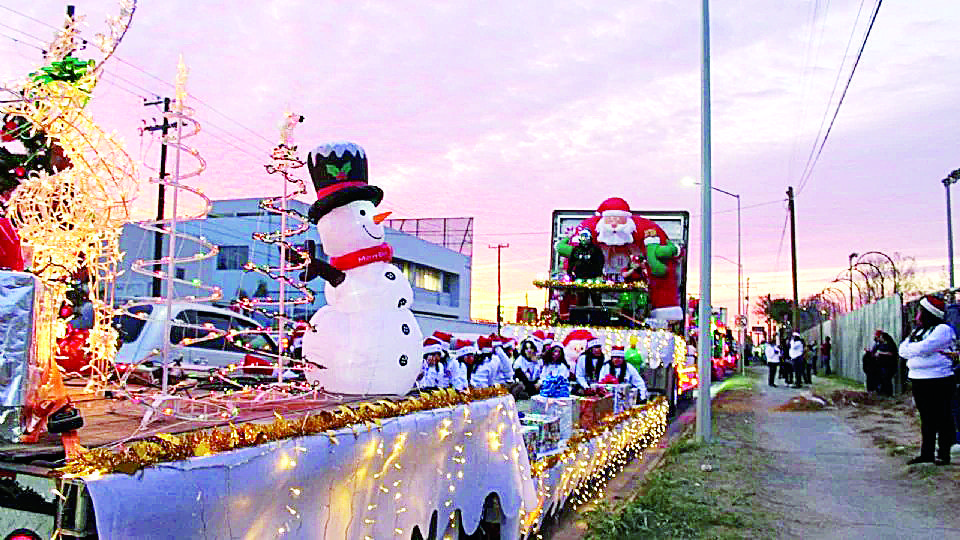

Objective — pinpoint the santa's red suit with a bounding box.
[568,198,682,320]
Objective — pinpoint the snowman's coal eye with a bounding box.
[359,209,366,216]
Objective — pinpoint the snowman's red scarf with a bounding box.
[329,243,394,271]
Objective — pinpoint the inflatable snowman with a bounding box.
[300,142,423,395]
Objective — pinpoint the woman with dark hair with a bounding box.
[513,339,542,396]
[899,295,957,465]
[864,330,898,395]
[538,344,570,381]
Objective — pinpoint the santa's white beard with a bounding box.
[596,220,636,246]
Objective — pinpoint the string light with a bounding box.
[1,2,138,425]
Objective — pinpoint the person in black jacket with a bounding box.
[863,330,898,395]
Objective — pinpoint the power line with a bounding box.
[797,0,883,194]
[797,0,867,192]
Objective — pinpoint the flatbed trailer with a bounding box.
[0,381,667,540]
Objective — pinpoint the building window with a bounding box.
[217,245,249,270]
[175,268,186,280]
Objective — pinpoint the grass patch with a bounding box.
[583,383,778,539]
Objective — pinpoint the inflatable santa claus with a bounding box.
[557,197,683,320]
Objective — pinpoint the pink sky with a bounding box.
[2,1,959,322]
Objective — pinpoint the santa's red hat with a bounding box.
[544,332,555,346]
[477,336,493,354]
[530,329,546,347]
[596,197,632,218]
[452,339,478,359]
[610,345,626,358]
[422,337,443,355]
[562,329,595,347]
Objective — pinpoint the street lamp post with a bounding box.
[943,169,960,288]
[712,186,742,371]
[683,178,742,375]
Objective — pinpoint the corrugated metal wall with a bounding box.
[802,294,903,390]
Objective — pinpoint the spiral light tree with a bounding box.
[238,112,316,382]
[1,3,138,439]
[123,58,235,425]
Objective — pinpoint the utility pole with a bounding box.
[786,186,799,330]
[489,243,509,334]
[143,97,176,297]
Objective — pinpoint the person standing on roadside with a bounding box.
[789,333,806,389]
[764,339,781,387]
[820,337,832,376]
[899,295,956,466]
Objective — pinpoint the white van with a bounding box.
[114,301,280,375]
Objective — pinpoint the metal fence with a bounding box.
[802,294,904,391]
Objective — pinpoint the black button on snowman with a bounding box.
[300,142,423,395]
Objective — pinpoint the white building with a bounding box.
[115,198,491,334]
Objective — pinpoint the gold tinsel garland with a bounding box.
[529,396,667,478]
[59,386,508,477]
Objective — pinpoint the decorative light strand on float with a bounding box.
[237,112,315,382]
[3,2,138,394]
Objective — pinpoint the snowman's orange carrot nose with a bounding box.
[373,211,392,224]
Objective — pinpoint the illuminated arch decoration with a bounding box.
[2,2,139,416]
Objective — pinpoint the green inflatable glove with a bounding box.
[646,241,679,276]
[556,236,573,257]
[625,348,645,370]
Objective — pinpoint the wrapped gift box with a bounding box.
[600,384,632,413]
[577,395,614,430]
[0,272,40,443]
[520,412,562,454]
[520,425,539,462]
[530,395,579,441]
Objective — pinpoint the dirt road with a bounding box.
[754,373,960,539]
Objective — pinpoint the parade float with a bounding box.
[0,5,670,539]
[503,201,699,410]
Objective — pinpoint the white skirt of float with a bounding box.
[302,305,423,395]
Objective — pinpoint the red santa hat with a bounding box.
[586,337,602,349]
[452,339,478,359]
[596,197,632,218]
[562,329,593,346]
[431,331,453,350]
[422,337,443,355]
[530,329,546,347]
[610,345,626,358]
[477,336,493,354]
[920,295,945,320]
[544,332,555,346]
[504,337,518,349]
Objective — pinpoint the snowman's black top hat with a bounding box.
[306,142,383,223]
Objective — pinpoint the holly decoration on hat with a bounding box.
[326,162,352,181]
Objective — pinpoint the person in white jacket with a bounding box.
[419,337,454,389]
[574,337,606,391]
[450,339,495,390]
[899,295,957,465]
[598,345,648,401]
[764,340,781,387]
[788,333,806,388]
